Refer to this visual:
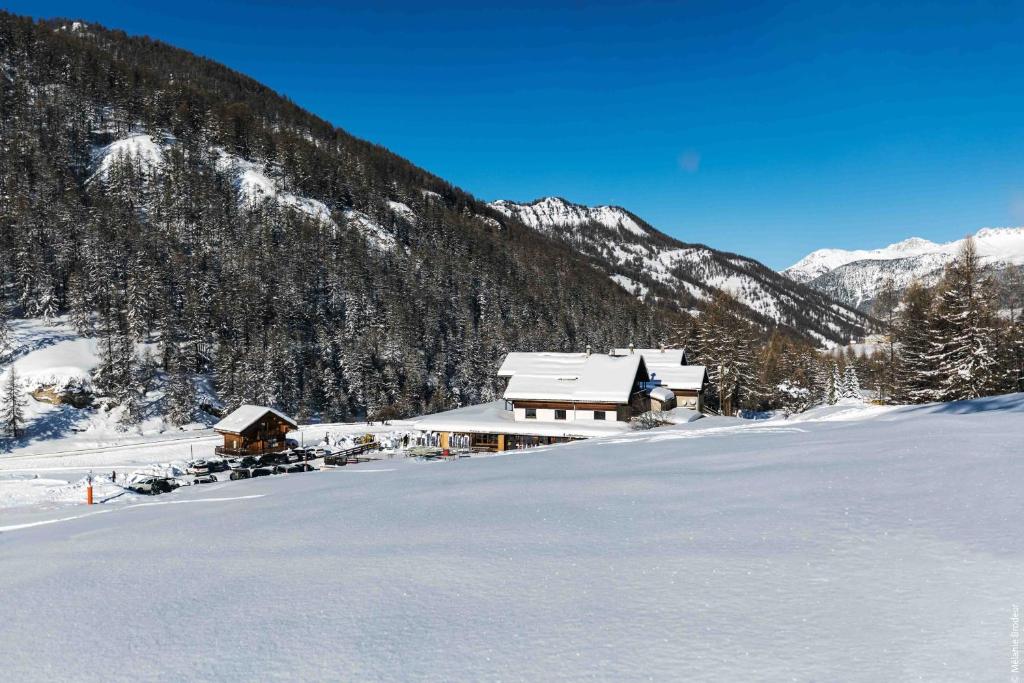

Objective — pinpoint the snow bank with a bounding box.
[6,336,97,393]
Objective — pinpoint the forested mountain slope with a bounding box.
[0,13,671,421]
[490,197,869,346]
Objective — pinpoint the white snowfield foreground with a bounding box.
[2,395,1023,681]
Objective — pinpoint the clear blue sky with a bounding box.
[6,0,1024,268]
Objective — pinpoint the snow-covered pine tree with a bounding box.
[1000,265,1024,393]
[0,308,11,361]
[827,361,841,404]
[165,348,197,427]
[1008,315,1024,394]
[841,364,861,400]
[894,280,935,403]
[1,366,27,437]
[137,347,159,395]
[692,291,762,415]
[925,239,1003,401]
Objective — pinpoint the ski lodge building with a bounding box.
[213,405,298,457]
[613,347,707,412]
[413,346,706,452]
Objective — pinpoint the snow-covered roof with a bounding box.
[613,348,685,366]
[497,349,704,393]
[497,352,589,378]
[213,405,298,435]
[412,401,630,438]
[502,353,646,404]
[649,386,675,402]
[652,365,707,391]
[613,348,707,391]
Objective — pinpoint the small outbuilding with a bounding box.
[648,386,677,412]
[213,404,298,457]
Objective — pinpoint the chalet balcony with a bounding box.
[214,444,289,457]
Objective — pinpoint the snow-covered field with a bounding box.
[2,394,1022,680]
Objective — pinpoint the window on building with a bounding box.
[525,408,537,419]
[593,411,606,420]
[555,409,567,420]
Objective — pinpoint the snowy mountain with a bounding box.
[490,197,869,345]
[1,12,684,421]
[784,228,1024,310]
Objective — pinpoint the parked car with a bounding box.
[251,467,274,478]
[276,462,316,474]
[207,459,230,473]
[254,453,286,467]
[192,474,218,484]
[229,469,250,480]
[228,456,259,469]
[128,477,180,495]
[187,459,210,474]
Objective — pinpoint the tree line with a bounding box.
[678,238,1023,416]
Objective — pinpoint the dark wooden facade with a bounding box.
[215,411,295,457]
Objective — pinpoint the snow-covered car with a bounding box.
[187,460,210,474]
[127,477,180,495]
[192,474,218,484]
[229,469,250,480]
[275,463,316,474]
[255,453,288,466]
[285,450,310,463]
[228,456,259,469]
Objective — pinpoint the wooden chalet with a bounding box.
[213,405,298,457]
[500,350,652,424]
[614,347,707,412]
[414,346,708,454]
[415,350,658,453]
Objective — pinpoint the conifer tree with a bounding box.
[894,280,935,402]
[0,309,11,362]
[925,239,1002,401]
[165,348,197,427]
[1,366,28,438]
[827,361,841,404]
[841,364,861,400]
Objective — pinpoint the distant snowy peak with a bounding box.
[489,196,868,346]
[489,197,649,238]
[784,227,1024,283]
[784,227,1024,310]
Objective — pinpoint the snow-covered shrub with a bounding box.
[775,381,812,415]
[630,411,673,430]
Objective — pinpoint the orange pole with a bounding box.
[87,484,93,505]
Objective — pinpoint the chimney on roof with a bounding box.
[629,343,635,354]
[586,344,592,357]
